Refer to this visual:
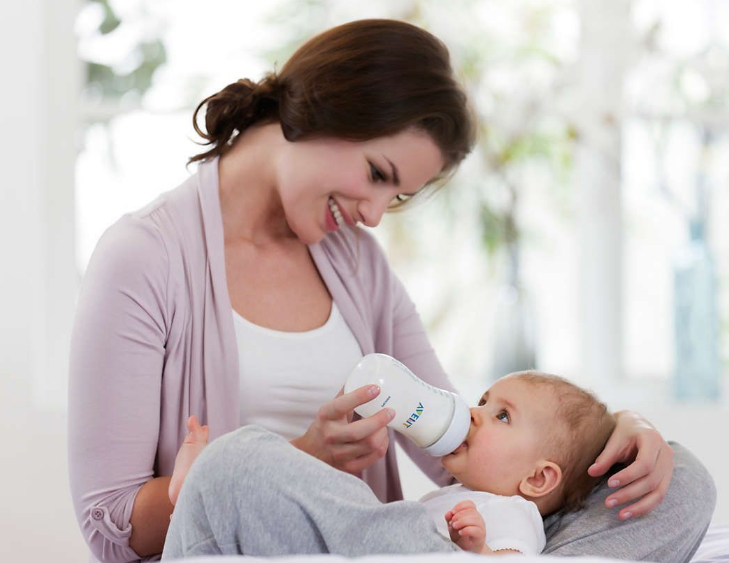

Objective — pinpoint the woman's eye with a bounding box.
[369,163,386,183]
[496,410,510,423]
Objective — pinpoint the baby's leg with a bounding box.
[168,415,209,506]
[162,425,456,559]
[544,442,715,563]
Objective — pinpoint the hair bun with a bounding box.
[252,73,281,101]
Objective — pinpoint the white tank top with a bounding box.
[233,302,363,440]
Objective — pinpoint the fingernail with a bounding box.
[608,479,620,487]
[621,511,632,520]
[368,385,380,397]
[607,499,617,507]
[386,408,396,420]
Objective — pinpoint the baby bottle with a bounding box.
[344,353,470,456]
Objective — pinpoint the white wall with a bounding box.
[0,0,87,560]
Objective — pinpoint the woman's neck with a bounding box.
[218,122,297,247]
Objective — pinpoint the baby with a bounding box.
[169,370,615,556]
[428,370,615,555]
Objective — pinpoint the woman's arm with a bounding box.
[129,477,174,556]
[69,215,170,563]
[544,442,715,562]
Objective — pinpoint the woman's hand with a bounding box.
[169,415,209,507]
[588,410,674,520]
[290,384,395,475]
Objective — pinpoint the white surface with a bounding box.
[692,525,729,562]
[166,554,621,563]
[164,524,729,562]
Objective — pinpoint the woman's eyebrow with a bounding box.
[383,156,400,186]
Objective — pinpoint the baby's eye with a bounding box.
[369,163,386,183]
[496,410,510,423]
[393,194,411,203]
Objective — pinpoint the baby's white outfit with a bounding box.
[419,484,546,555]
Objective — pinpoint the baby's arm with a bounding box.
[445,501,522,556]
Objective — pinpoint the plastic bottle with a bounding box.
[344,353,470,456]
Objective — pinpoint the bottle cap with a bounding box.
[423,393,470,457]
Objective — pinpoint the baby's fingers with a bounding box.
[450,510,481,530]
[450,500,477,515]
[455,524,483,540]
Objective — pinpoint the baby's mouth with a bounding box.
[452,441,468,454]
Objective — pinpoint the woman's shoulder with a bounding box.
[87,212,170,291]
[127,172,201,241]
[88,174,202,282]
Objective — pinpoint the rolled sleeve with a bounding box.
[81,486,140,562]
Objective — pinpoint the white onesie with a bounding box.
[419,484,546,555]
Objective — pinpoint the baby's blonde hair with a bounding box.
[508,371,616,514]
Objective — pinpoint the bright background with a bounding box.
[1,0,728,561]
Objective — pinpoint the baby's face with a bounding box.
[441,376,558,495]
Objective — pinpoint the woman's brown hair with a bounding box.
[189,19,476,189]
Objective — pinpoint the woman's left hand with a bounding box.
[588,410,674,520]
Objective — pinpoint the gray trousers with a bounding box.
[162,425,715,562]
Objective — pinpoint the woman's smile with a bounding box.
[325,197,343,231]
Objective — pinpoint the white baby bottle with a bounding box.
[344,353,470,456]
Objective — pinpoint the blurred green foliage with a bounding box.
[81,0,167,101]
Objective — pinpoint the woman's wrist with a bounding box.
[290,433,317,458]
[290,434,307,452]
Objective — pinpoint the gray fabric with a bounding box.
[544,442,716,562]
[163,428,715,562]
[162,426,457,559]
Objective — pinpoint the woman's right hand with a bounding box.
[290,384,395,475]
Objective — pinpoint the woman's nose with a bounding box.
[357,193,392,228]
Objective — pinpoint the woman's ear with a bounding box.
[518,461,562,499]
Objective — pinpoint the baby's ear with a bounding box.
[518,460,562,499]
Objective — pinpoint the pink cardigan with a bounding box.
[68,158,456,563]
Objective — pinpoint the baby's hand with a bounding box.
[445,500,487,554]
[169,415,209,507]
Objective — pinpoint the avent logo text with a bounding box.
[403,403,424,429]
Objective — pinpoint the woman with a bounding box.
[68,18,714,563]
